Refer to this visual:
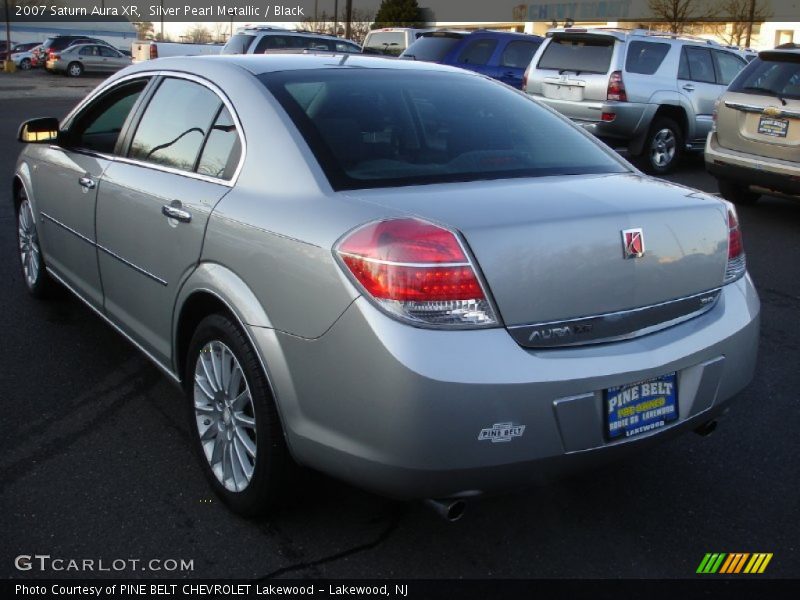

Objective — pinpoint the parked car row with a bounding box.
[3,35,134,76]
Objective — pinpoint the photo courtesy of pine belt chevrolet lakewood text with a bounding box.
[13,54,759,521]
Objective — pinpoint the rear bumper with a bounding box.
[705,132,800,197]
[534,95,653,143]
[255,275,759,500]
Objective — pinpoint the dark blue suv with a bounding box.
[400,30,544,89]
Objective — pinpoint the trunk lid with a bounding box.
[344,173,729,339]
[716,92,800,163]
[716,52,800,163]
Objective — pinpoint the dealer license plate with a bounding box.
[757,116,789,138]
[605,373,678,440]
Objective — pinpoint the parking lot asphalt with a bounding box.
[1,84,798,580]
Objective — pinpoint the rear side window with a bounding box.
[221,33,255,55]
[196,107,242,180]
[680,47,716,83]
[713,50,746,85]
[402,34,463,61]
[129,78,222,173]
[625,41,670,75]
[538,35,615,74]
[729,54,800,100]
[457,39,497,65]
[501,40,541,68]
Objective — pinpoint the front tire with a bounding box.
[66,62,83,77]
[185,314,289,516]
[717,179,760,205]
[16,192,54,298]
[640,117,684,175]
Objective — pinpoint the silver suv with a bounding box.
[221,26,360,55]
[524,28,748,173]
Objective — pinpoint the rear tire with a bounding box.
[16,190,54,299]
[19,58,31,70]
[66,62,83,77]
[717,179,760,205]
[185,314,289,516]
[639,117,684,175]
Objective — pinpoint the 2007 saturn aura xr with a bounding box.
[14,55,759,517]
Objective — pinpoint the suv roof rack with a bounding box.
[641,31,721,45]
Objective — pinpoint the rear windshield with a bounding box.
[538,34,615,74]
[401,35,463,62]
[221,33,255,55]
[363,32,406,56]
[729,54,800,100]
[260,69,626,191]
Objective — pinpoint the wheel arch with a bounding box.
[173,263,274,383]
[173,264,299,460]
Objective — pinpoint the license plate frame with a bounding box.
[757,116,789,138]
[605,372,678,440]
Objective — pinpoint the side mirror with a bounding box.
[18,117,60,143]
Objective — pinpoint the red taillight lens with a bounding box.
[607,70,627,102]
[150,44,158,59]
[724,207,746,283]
[601,112,616,122]
[336,218,497,327]
[522,63,531,90]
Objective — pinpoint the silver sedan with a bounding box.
[14,55,759,518]
[46,43,132,77]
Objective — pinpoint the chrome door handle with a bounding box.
[161,204,192,223]
[682,84,695,92]
[79,176,95,189]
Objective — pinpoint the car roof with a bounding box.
[123,53,475,77]
[546,27,723,47]
[760,44,800,56]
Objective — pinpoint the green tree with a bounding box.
[372,0,423,29]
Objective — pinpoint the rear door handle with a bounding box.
[682,84,695,92]
[79,176,95,189]
[161,204,192,223]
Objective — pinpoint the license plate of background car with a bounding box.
[757,116,789,138]
[605,372,678,440]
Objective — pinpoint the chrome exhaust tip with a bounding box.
[694,419,718,437]
[424,498,467,522]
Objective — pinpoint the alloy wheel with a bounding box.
[193,340,257,492]
[650,128,676,168]
[18,198,41,289]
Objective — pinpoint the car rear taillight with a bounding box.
[724,207,746,283]
[335,218,497,327]
[607,70,627,101]
[522,63,531,90]
[150,44,158,59]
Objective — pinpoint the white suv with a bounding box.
[221,27,360,55]
[524,28,748,173]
